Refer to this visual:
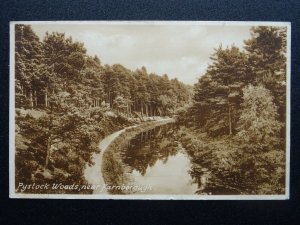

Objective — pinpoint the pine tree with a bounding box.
[192,46,251,136]
[15,24,43,108]
[244,26,287,124]
[43,32,86,82]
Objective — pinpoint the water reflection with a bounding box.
[121,124,198,195]
[104,124,240,195]
[189,164,241,195]
[121,125,178,175]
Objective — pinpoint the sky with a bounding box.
[31,22,252,85]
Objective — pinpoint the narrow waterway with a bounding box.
[84,118,174,194]
[85,121,212,195]
[118,124,200,195]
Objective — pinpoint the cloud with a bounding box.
[31,23,252,85]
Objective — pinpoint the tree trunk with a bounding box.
[35,90,38,107]
[132,101,135,112]
[126,103,129,118]
[134,100,136,111]
[29,89,34,108]
[44,136,51,169]
[21,84,24,95]
[110,93,113,108]
[145,129,148,140]
[146,104,149,117]
[107,92,109,106]
[228,104,232,135]
[45,87,48,107]
[140,100,144,120]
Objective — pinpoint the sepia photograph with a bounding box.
[9,21,290,199]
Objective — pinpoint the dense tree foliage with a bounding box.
[244,26,287,124]
[14,25,190,193]
[190,46,252,136]
[183,26,286,136]
[236,84,282,149]
[178,26,287,194]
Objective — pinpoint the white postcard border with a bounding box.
[9,21,291,200]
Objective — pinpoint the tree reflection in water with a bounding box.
[121,124,178,176]
[112,123,239,195]
[189,164,241,195]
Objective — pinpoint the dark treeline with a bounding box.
[15,25,191,117]
[177,26,287,194]
[179,26,286,137]
[14,24,190,193]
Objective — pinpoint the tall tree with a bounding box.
[244,26,287,123]
[83,55,105,107]
[244,26,286,83]
[15,24,43,108]
[43,32,86,82]
[101,65,114,107]
[192,46,251,136]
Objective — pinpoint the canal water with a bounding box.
[96,122,241,195]
[118,124,200,195]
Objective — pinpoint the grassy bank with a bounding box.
[102,119,174,194]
